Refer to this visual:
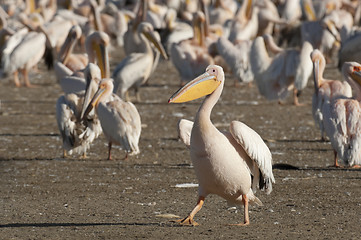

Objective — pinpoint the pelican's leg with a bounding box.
[351,165,361,168]
[81,152,87,159]
[63,149,68,158]
[234,78,240,88]
[13,71,21,87]
[333,150,340,168]
[125,91,131,102]
[175,196,205,226]
[230,194,250,226]
[135,88,141,103]
[108,142,112,160]
[293,89,304,106]
[22,69,36,88]
[321,130,326,142]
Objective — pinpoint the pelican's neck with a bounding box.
[97,84,114,107]
[316,58,325,87]
[59,35,76,64]
[346,76,361,102]
[263,35,283,54]
[195,81,224,128]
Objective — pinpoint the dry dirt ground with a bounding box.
[0,51,360,239]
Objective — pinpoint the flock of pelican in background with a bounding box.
[1,0,361,226]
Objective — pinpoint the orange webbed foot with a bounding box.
[173,216,199,226]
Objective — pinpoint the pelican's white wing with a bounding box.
[294,41,313,90]
[177,119,193,148]
[229,121,275,194]
[216,37,253,83]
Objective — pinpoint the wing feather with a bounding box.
[177,119,193,148]
[229,121,275,194]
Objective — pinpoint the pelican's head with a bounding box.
[344,62,361,87]
[138,22,168,60]
[168,65,224,103]
[82,78,114,120]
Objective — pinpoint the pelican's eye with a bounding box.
[353,66,361,72]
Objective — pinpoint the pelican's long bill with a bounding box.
[143,31,168,60]
[94,42,110,78]
[313,59,320,91]
[82,85,106,120]
[351,66,361,86]
[168,71,220,103]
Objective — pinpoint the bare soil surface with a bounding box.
[0,52,360,239]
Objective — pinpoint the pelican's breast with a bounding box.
[190,126,251,200]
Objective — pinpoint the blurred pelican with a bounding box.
[123,0,148,55]
[338,30,361,70]
[170,11,214,85]
[228,0,258,42]
[56,63,102,158]
[208,0,238,26]
[54,25,87,83]
[311,49,352,141]
[169,65,274,226]
[82,78,142,160]
[301,15,340,63]
[57,30,110,94]
[42,16,73,54]
[256,0,288,37]
[250,34,313,105]
[1,26,51,87]
[322,62,361,168]
[112,22,168,101]
[216,37,253,86]
[161,8,193,54]
[99,2,129,47]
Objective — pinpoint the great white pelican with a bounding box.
[82,78,142,160]
[322,62,361,168]
[250,34,313,105]
[310,49,351,141]
[168,65,275,226]
[112,22,168,101]
[56,63,102,158]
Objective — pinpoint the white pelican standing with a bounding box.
[250,34,313,105]
[56,63,102,158]
[169,65,275,226]
[112,22,168,101]
[311,49,352,141]
[82,78,142,160]
[322,62,361,168]
[1,25,52,87]
[216,37,254,86]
